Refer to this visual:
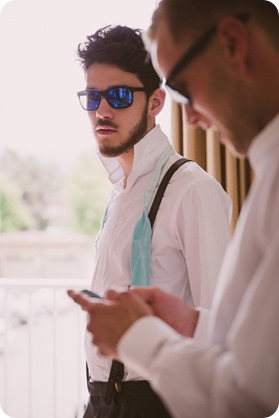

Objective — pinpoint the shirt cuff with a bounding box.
[118,316,186,379]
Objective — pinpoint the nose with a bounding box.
[95,97,114,119]
[184,105,211,130]
[184,105,202,126]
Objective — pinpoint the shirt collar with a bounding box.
[97,124,171,190]
[248,112,279,178]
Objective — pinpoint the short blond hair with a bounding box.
[149,0,279,46]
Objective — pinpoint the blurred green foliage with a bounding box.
[0,178,33,232]
[63,153,112,236]
[0,148,112,236]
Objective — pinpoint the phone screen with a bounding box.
[81,289,102,299]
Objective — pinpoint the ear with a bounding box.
[216,16,250,73]
[148,88,166,117]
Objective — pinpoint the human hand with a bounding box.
[131,287,199,337]
[67,289,152,357]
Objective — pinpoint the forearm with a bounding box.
[118,316,276,418]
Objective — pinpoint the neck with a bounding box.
[117,148,134,189]
[116,123,156,188]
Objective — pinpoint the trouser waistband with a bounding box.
[84,380,173,418]
[88,380,153,397]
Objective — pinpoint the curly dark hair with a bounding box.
[77,25,160,95]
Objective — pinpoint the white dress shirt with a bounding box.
[118,115,279,417]
[86,124,232,381]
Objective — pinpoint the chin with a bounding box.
[219,132,247,158]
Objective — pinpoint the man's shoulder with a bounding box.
[165,157,230,206]
[170,157,219,187]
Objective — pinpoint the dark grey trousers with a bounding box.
[83,381,172,418]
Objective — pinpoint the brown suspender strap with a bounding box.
[148,157,190,227]
[104,359,124,405]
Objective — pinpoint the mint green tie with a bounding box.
[131,145,174,287]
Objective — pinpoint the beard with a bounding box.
[98,104,149,158]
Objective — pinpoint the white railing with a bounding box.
[0,278,90,418]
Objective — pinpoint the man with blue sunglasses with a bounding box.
[75,24,231,418]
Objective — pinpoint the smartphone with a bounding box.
[81,289,102,299]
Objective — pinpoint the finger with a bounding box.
[106,289,133,302]
[106,289,120,300]
[131,287,158,302]
[67,289,94,311]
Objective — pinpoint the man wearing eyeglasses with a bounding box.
[69,2,279,418]
[75,24,231,418]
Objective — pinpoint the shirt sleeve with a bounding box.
[118,230,279,418]
[173,176,232,308]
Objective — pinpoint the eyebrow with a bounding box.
[167,26,217,84]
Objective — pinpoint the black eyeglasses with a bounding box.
[77,86,146,111]
[163,13,250,105]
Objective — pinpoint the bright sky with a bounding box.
[0,0,278,170]
[0,0,165,168]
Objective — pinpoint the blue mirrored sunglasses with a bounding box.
[77,86,146,111]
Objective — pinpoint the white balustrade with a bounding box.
[0,278,89,418]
